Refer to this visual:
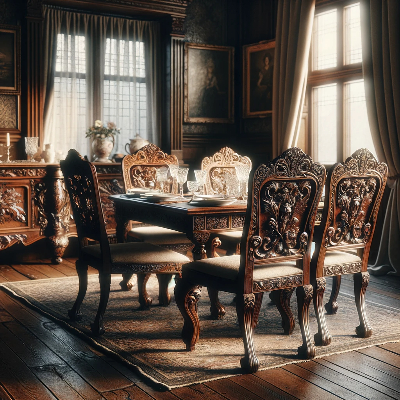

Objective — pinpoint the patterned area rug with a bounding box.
[1,274,400,389]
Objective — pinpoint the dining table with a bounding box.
[109,194,247,317]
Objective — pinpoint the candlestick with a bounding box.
[6,132,10,147]
[5,145,11,163]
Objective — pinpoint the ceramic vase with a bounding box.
[92,136,114,162]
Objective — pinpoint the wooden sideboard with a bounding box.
[0,162,124,263]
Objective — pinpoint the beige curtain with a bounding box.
[361,0,400,276]
[42,7,161,158]
[272,0,315,158]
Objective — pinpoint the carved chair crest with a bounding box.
[322,148,387,250]
[246,148,325,265]
[122,143,178,192]
[201,147,252,195]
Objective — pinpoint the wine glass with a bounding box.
[194,170,207,195]
[169,164,179,194]
[155,166,169,193]
[25,137,39,162]
[176,167,189,198]
[235,165,251,201]
[187,180,199,195]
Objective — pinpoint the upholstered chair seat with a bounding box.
[128,226,193,248]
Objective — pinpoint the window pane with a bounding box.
[344,3,362,64]
[312,84,337,164]
[312,9,337,70]
[55,34,86,74]
[344,80,376,158]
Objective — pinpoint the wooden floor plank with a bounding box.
[0,265,30,282]
[315,358,400,398]
[0,338,58,400]
[38,259,77,277]
[228,373,298,400]
[172,383,229,400]
[28,263,67,279]
[293,359,393,399]
[379,341,400,355]
[103,385,154,400]
[0,291,133,394]
[0,384,13,400]
[204,378,266,400]
[10,264,49,280]
[282,363,368,400]
[255,368,341,400]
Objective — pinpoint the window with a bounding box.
[51,32,147,157]
[309,2,375,164]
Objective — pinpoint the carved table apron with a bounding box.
[110,195,247,260]
[0,162,124,263]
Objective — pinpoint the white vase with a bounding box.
[92,136,114,162]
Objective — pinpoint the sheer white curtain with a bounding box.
[42,7,161,159]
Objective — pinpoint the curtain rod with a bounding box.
[44,4,160,22]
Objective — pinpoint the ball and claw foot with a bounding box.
[240,356,259,373]
[298,343,316,359]
[119,279,134,291]
[356,325,372,338]
[325,301,338,315]
[68,308,82,321]
[90,322,105,336]
[314,332,331,346]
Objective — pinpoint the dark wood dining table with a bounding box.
[109,194,247,260]
[109,194,247,317]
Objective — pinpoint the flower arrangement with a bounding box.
[85,120,120,139]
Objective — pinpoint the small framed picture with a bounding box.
[184,43,234,123]
[243,40,275,118]
[0,24,21,95]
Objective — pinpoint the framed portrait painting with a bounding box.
[0,25,21,95]
[184,43,234,123]
[243,40,275,118]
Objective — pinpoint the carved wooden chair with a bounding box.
[311,148,387,346]
[120,143,194,306]
[175,148,325,372]
[200,147,252,258]
[60,149,189,335]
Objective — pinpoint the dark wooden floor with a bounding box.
[1,258,400,400]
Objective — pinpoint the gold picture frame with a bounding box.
[0,24,21,95]
[184,43,234,123]
[243,40,275,118]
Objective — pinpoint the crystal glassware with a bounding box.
[25,137,39,162]
[224,171,240,198]
[169,164,179,194]
[194,169,207,194]
[235,165,251,200]
[155,166,169,193]
[187,180,199,195]
[176,167,189,198]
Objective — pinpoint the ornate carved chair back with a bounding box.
[201,147,252,195]
[312,148,388,280]
[310,148,388,346]
[122,143,179,193]
[61,149,111,265]
[241,147,326,291]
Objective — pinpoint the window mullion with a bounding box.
[337,81,344,162]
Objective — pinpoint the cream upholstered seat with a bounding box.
[311,148,388,346]
[119,144,193,305]
[61,149,189,336]
[175,148,325,372]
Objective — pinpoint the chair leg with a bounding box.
[90,273,111,336]
[296,285,316,359]
[354,271,372,338]
[270,288,295,335]
[157,274,174,306]
[68,260,88,321]
[313,277,332,346]
[252,292,264,329]
[237,293,259,373]
[120,273,134,291]
[325,275,341,314]
[174,277,202,351]
[137,273,152,308]
[208,288,226,320]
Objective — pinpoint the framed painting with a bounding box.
[0,25,21,95]
[243,40,275,118]
[184,43,234,123]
